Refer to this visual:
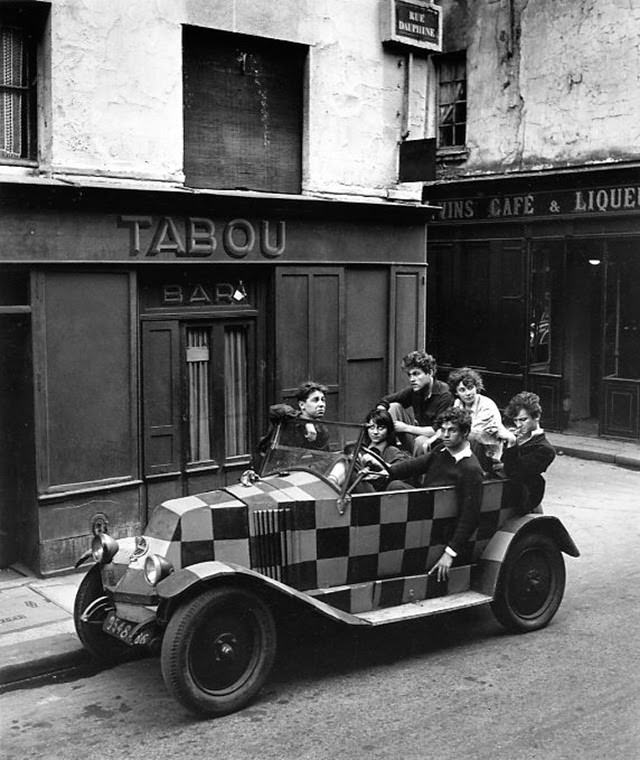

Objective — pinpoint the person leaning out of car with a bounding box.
[494,391,556,515]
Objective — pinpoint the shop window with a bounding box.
[529,248,553,371]
[186,326,211,462]
[183,27,306,193]
[224,325,249,457]
[436,52,466,151]
[0,5,46,162]
[605,242,640,380]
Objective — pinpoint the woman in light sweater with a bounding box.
[447,367,515,467]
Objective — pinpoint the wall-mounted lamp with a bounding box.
[588,258,601,266]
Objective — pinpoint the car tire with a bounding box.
[160,586,277,717]
[73,564,136,664]
[490,532,566,633]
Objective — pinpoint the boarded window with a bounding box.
[183,27,306,193]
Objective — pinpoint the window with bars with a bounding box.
[0,10,39,162]
[436,53,466,150]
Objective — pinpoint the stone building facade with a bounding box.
[425,0,640,440]
[0,0,441,573]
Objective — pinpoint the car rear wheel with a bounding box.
[73,564,136,664]
[491,533,565,633]
[161,586,277,717]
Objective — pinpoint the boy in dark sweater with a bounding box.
[496,391,556,514]
[384,407,484,581]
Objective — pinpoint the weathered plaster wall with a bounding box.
[38,0,429,199]
[442,0,640,176]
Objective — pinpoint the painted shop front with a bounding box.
[424,165,640,441]
[0,181,431,574]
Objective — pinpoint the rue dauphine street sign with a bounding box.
[380,0,442,53]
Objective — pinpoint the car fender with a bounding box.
[155,560,369,627]
[474,513,580,597]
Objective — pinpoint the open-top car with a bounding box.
[74,417,579,717]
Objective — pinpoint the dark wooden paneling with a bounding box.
[0,314,35,568]
[183,27,305,193]
[275,268,344,418]
[346,269,387,358]
[36,272,135,490]
[312,274,341,387]
[345,268,388,421]
[346,358,386,423]
[275,273,310,389]
[390,268,426,390]
[142,321,182,475]
[603,378,639,438]
[528,373,563,431]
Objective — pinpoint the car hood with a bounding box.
[138,469,337,572]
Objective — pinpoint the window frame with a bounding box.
[0,4,45,164]
[435,51,467,155]
[182,314,256,471]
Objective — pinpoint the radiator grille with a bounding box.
[251,508,291,581]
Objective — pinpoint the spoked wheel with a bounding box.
[161,586,277,717]
[73,564,136,664]
[491,533,566,633]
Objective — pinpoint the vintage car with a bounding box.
[74,418,579,718]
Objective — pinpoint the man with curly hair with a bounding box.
[497,391,556,514]
[378,350,453,455]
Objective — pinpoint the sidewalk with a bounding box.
[0,430,638,688]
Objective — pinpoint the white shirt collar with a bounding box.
[445,442,473,462]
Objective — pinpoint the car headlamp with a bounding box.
[144,554,173,586]
[91,533,119,565]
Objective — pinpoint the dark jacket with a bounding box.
[381,379,453,428]
[389,443,484,555]
[501,432,556,513]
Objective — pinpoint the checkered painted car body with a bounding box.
[105,467,577,625]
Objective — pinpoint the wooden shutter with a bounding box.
[275,268,344,419]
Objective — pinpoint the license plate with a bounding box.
[103,610,153,647]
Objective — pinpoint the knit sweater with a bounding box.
[389,444,484,554]
[381,379,453,428]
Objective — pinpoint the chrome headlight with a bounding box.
[144,554,173,586]
[91,533,119,565]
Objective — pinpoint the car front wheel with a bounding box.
[491,533,566,633]
[160,586,277,717]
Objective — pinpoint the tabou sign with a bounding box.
[380,0,442,53]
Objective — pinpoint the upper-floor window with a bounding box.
[436,52,466,150]
[0,5,44,162]
[183,27,306,193]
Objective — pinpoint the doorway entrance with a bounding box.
[564,240,604,432]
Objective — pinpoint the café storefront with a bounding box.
[424,165,640,441]
[0,180,431,574]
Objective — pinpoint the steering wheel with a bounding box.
[348,446,390,491]
[357,446,388,471]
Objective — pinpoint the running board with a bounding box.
[354,591,493,626]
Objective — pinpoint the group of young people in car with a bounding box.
[277,351,556,581]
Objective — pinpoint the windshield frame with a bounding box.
[260,419,368,495]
